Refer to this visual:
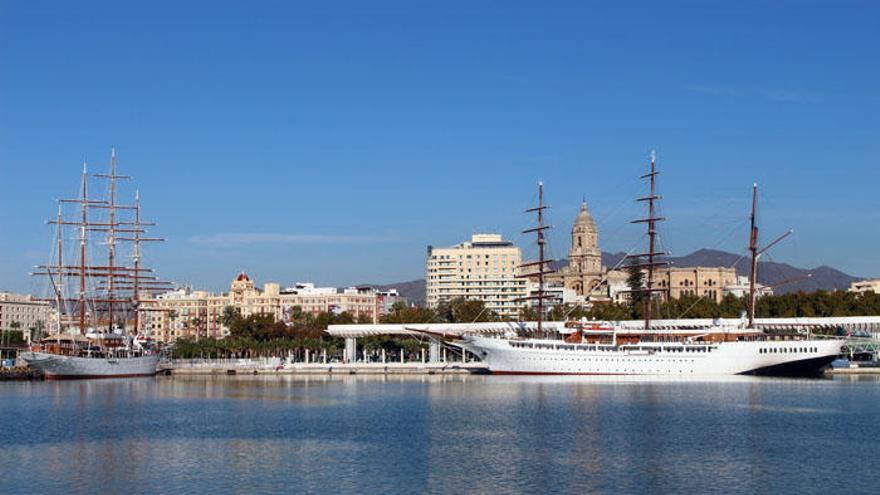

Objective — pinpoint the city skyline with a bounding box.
[2,2,879,295]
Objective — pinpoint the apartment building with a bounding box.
[426,234,527,318]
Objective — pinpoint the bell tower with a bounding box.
[569,201,601,274]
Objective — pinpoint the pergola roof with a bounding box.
[326,316,880,338]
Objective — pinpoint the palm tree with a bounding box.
[191,317,203,341]
[4,321,22,347]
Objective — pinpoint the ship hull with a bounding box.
[459,337,842,377]
[21,351,159,379]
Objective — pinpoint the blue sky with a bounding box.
[1,1,879,294]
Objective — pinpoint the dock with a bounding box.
[826,366,880,375]
[168,359,488,376]
[0,367,44,381]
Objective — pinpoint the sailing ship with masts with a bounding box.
[21,149,172,378]
[455,152,843,376]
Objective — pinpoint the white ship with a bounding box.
[22,351,160,379]
[453,154,842,377]
[458,325,842,376]
[22,150,170,379]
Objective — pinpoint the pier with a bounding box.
[168,358,487,375]
[0,367,43,381]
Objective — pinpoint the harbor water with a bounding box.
[1,375,879,494]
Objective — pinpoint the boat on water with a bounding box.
[453,153,843,376]
[22,333,160,379]
[458,325,842,376]
[22,350,160,379]
[21,149,171,379]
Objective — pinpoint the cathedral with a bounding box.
[548,201,606,297]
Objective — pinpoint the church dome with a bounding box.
[235,272,250,282]
[573,201,597,233]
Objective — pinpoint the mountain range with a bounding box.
[366,248,863,306]
[602,248,860,294]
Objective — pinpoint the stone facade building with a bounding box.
[655,266,738,303]
[0,292,55,343]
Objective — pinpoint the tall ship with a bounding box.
[21,149,172,379]
[455,153,843,376]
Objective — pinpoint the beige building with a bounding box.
[426,234,527,318]
[0,292,55,343]
[850,279,880,294]
[139,273,382,343]
[655,266,738,303]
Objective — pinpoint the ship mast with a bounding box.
[38,162,108,335]
[630,151,668,330]
[122,190,169,334]
[133,191,143,333]
[78,163,89,334]
[95,148,130,332]
[745,183,792,329]
[54,204,64,336]
[34,151,170,339]
[748,183,759,328]
[92,151,169,334]
[520,181,555,337]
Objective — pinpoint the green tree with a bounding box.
[29,320,47,342]
[626,258,646,317]
[436,297,499,323]
[220,306,241,328]
[381,302,438,324]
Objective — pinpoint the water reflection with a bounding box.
[1,375,878,493]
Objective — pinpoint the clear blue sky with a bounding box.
[1,1,879,294]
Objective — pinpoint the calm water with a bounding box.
[1,375,879,494]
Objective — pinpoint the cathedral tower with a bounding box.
[569,201,602,274]
[561,201,603,295]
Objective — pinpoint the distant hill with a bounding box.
[601,248,859,294]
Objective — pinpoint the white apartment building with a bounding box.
[280,283,379,322]
[723,275,774,299]
[426,234,527,319]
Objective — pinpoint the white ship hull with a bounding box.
[459,336,842,376]
[21,351,160,379]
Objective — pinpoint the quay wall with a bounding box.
[168,360,488,375]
